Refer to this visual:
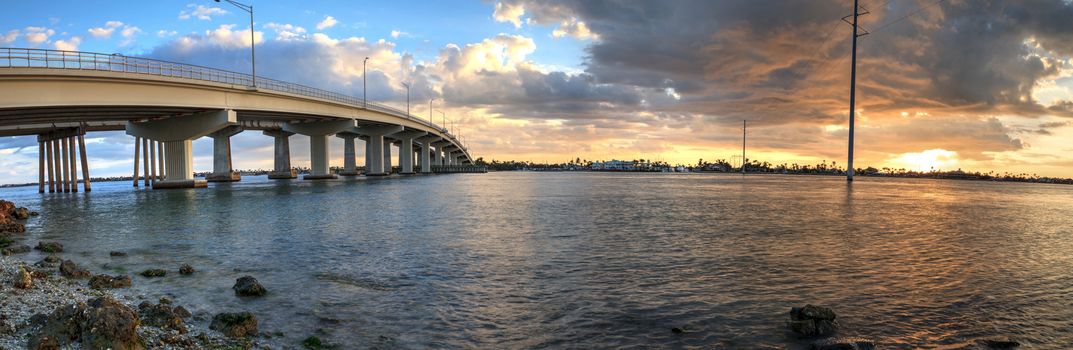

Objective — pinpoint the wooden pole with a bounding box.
[38,141,45,193]
[47,140,56,193]
[133,137,141,187]
[79,134,91,192]
[68,136,78,192]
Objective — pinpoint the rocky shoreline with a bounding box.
[0,200,300,350]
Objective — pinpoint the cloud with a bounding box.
[157,30,178,38]
[264,23,307,41]
[316,16,338,30]
[179,4,227,21]
[88,21,123,38]
[53,36,81,51]
[23,26,54,45]
[550,18,597,40]
[493,2,526,28]
[0,30,17,45]
[390,30,409,39]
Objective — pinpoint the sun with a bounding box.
[890,149,960,172]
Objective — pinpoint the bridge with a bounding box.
[0,48,480,190]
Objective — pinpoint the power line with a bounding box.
[870,0,948,34]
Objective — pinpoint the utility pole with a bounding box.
[741,120,746,174]
[843,0,869,181]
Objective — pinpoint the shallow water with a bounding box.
[3,172,1073,349]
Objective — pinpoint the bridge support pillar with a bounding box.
[126,109,237,189]
[283,119,356,180]
[393,131,426,175]
[336,132,360,176]
[383,139,393,174]
[418,136,437,174]
[38,128,88,193]
[263,129,297,179]
[207,126,243,182]
[352,124,403,176]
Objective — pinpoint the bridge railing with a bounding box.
[0,47,468,155]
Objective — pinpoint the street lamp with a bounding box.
[437,111,446,133]
[428,98,437,126]
[363,56,369,108]
[214,0,256,88]
[400,82,410,117]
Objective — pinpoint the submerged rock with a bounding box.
[109,251,128,257]
[811,337,875,350]
[59,260,91,279]
[981,339,1021,349]
[140,269,167,278]
[1,243,30,255]
[210,312,258,338]
[89,274,133,289]
[303,335,339,349]
[138,300,188,333]
[788,304,839,337]
[233,276,267,297]
[12,207,30,220]
[28,297,143,350]
[35,255,62,269]
[178,264,195,275]
[34,241,64,253]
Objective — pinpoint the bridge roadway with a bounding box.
[0,48,476,190]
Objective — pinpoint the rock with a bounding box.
[15,266,33,289]
[179,264,195,275]
[671,327,684,334]
[30,211,40,216]
[159,296,173,305]
[981,339,1020,349]
[811,337,876,350]
[233,276,267,297]
[173,306,192,319]
[109,251,128,257]
[210,312,258,338]
[27,303,82,349]
[12,207,30,220]
[89,274,133,289]
[138,301,187,333]
[140,269,167,278]
[34,241,64,253]
[788,304,839,337]
[0,200,27,234]
[79,297,143,350]
[302,335,338,349]
[59,260,91,279]
[1,243,30,255]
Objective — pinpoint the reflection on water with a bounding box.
[3,173,1073,348]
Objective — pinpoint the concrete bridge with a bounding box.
[0,48,480,190]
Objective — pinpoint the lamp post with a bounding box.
[363,56,369,108]
[401,82,410,117]
[214,0,255,88]
[437,111,446,133]
[428,98,437,126]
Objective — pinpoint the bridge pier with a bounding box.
[383,139,393,174]
[262,129,297,179]
[126,109,237,189]
[283,119,356,180]
[38,128,89,193]
[392,130,427,175]
[207,126,243,182]
[336,132,360,176]
[417,136,437,174]
[352,125,403,176]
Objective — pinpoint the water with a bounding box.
[3,172,1073,349]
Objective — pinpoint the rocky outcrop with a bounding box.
[15,266,33,289]
[233,276,267,297]
[138,300,189,334]
[1,243,30,255]
[34,241,64,253]
[178,264,195,275]
[811,337,875,350]
[89,274,133,289]
[59,260,91,279]
[35,255,62,269]
[788,305,839,337]
[0,200,27,234]
[28,297,144,350]
[209,312,258,338]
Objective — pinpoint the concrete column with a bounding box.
[207,126,243,182]
[142,137,150,187]
[149,139,157,184]
[383,139,393,174]
[68,136,78,192]
[352,124,403,176]
[263,129,297,179]
[79,135,91,192]
[157,140,165,180]
[336,133,360,176]
[282,119,356,180]
[38,141,45,193]
[60,137,70,192]
[431,145,442,166]
[126,109,237,189]
[394,131,426,175]
[417,136,436,174]
[132,137,140,187]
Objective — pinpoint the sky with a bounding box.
[2,0,1073,184]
